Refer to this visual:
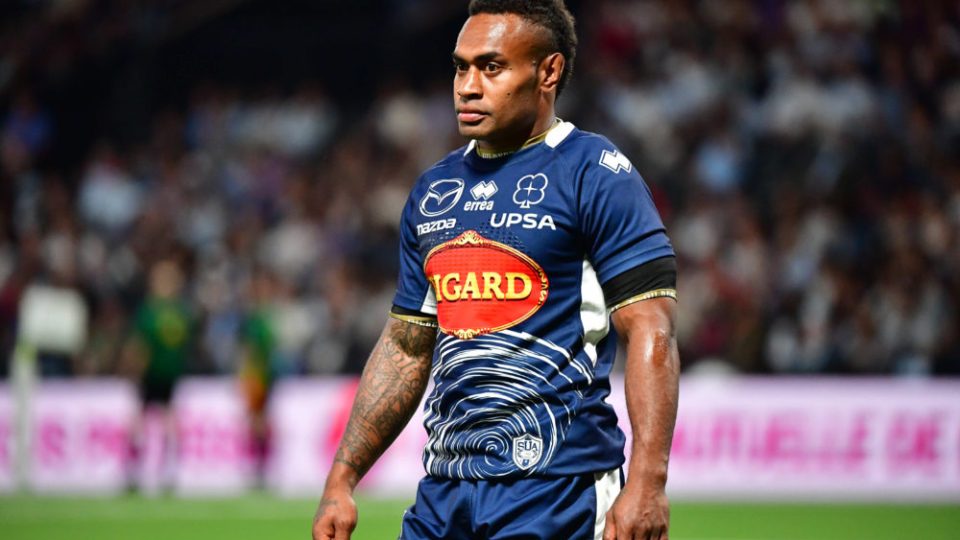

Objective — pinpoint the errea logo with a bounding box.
[465,180,497,211]
[599,149,633,174]
[471,181,498,200]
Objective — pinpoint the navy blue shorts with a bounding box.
[399,470,622,540]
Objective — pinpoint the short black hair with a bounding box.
[468,0,577,96]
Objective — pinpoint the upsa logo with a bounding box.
[424,230,548,340]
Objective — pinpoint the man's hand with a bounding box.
[312,486,358,540]
[603,481,670,540]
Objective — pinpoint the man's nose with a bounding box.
[457,67,482,99]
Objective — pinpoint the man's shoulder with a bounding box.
[552,125,614,150]
[550,126,634,175]
[400,145,473,205]
[418,144,472,180]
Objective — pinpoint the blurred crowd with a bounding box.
[575,0,960,376]
[1,0,958,397]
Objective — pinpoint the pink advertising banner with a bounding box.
[268,376,960,501]
[171,378,256,496]
[1,376,958,500]
[651,377,960,501]
[266,377,429,497]
[0,380,137,494]
[0,387,12,492]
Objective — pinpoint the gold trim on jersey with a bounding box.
[475,118,562,159]
[610,288,678,312]
[388,312,439,328]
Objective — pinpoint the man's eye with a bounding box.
[453,63,467,73]
[484,63,502,73]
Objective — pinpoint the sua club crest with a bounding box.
[512,433,543,470]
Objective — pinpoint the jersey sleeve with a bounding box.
[390,189,438,321]
[579,146,675,287]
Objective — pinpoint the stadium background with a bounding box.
[0,0,959,539]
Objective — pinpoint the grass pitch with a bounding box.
[0,494,957,539]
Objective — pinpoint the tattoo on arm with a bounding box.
[333,319,436,479]
[390,320,438,359]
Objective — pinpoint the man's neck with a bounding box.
[476,116,559,159]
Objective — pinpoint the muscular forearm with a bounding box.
[624,332,678,486]
[326,318,436,490]
[616,298,680,488]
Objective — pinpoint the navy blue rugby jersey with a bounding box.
[390,121,675,480]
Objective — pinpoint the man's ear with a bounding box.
[539,52,565,93]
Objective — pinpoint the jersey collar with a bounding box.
[471,118,564,160]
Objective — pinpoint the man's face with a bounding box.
[453,13,545,147]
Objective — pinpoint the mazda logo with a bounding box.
[420,179,465,217]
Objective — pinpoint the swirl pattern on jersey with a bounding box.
[422,329,595,478]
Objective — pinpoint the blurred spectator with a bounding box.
[2,89,51,161]
[76,295,126,376]
[238,269,279,475]
[123,259,193,404]
[120,258,193,493]
[78,143,142,236]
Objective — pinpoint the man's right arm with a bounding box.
[312,317,436,540]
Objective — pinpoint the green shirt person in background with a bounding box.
[121,258,193,493]
[125,259,193,405]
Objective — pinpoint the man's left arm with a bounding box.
[603,296,679,540]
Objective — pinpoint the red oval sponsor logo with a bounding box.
[424,230,548,339]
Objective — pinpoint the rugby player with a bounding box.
[313,1,679,538]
